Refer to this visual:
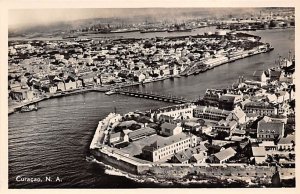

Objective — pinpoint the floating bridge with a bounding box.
[115,88,191,104]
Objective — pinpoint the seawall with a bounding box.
[89,110,295,183]
[90,146,295,183]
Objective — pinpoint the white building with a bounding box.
[142,133,197,162]
[161,122,182,136]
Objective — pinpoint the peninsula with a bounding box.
[89,55,295,186]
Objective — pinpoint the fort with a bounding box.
[90,145,293,183]
[89,113,295,184]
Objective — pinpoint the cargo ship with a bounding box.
[110,28,140,33]
[140,29,167,33]
[167,28,192,33]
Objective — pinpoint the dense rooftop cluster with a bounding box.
[101,59,295,167]
[8,32,266,108]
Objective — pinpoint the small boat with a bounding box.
[105,90,116,95]
[20,104,38,112]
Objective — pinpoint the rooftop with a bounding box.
[142,132,192,152]
[252,146,266,157]
[128,127,156,140]
[214,147,236,161]
[278,134,295,145]
[257,121,284,135]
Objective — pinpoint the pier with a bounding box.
[115,88,191,104]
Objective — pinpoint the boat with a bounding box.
[140,29,167,33]
[62,35,78,39]
[167,28,192,33]
[105,90,116,95]
[110,28,140,33]
[20,104,38,113]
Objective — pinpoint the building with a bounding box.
[158,114,177,124]
[134,72,146,82]
[57,81,66,91]
[109,132,124,144]
[10,82,22,91]
[182,121,202,132]
[126,127,157,141]
[244,101,278,116]
[259,141,277,151]
[9,89,35,101]
[76,79,83,88]
[160,122,182,136]
[210,147,236,163]
[171,144,208,164]
[80,74,95,87]
[252,70,268,83]
[189,152,207,164]
[275,91,290,104]
[252,146,267,164]
[101,73,115,84]
[142,132,197,162]
[218,94,243,111]
[193,106,231,121]
[277,134,295,151]
[213,120,237,134]
[261,115,288,124]
[226,107,247,124]
[269,69,283,81]
[65,77,77,90]
[257,120,285,141]
[152,104,195,121]
[171,149,193,164]
[203,89,224,106]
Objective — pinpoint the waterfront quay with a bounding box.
[90,55,295,185]
[8,30,273,114]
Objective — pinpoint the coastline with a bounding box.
[86,50,295,186]
[8,27,295,41]
[87,107,294,186]
[8,45,273,115]
[87,155,253,187]
[8,86,109,115]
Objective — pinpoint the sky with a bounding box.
[8,7,294,30]
[8,8,261,28]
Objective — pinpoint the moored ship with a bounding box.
[167,28,192,33]
[140,28,167,33]
[110,28,140,33]
[105,90,117,95]
[20,104,39,113]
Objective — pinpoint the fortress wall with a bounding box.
[91,148,286,182]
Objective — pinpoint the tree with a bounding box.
[271,172,281,187]
[215,130,229,140]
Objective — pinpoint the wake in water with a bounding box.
[85,156,149,183]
